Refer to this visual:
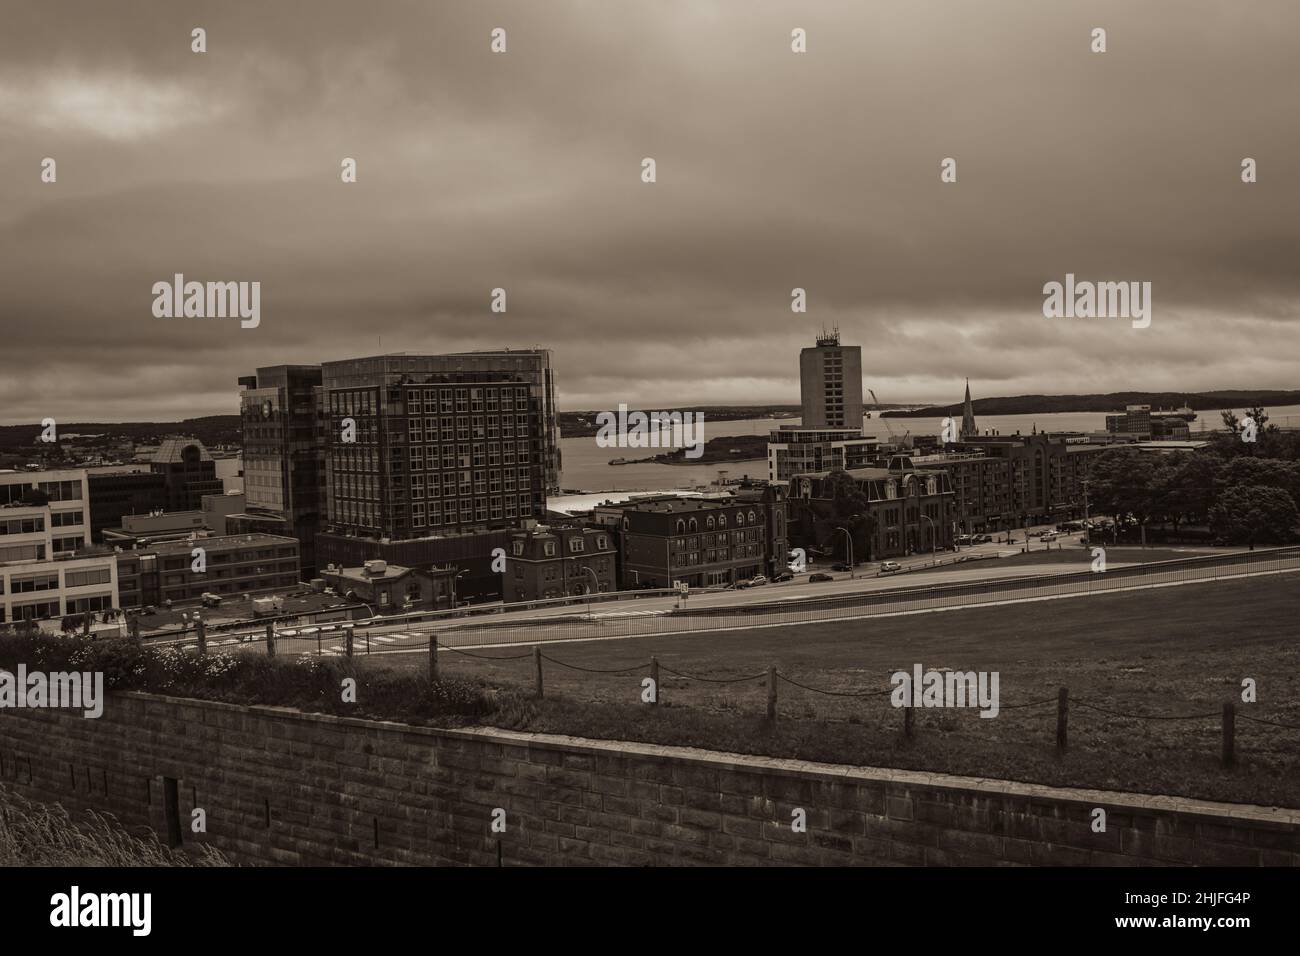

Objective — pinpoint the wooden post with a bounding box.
[129,617,140,642]
[1222,701,1235,768]
[649,656,659,706]
[265,621,276,658]
[82,610,91,637]
[1056,687,1069,754]
[195,618,207,657]
[428,636,439,683]
[904,702,914,740]
[766,665,777,721]
[345,626,354,659]
[533,646,544,699]
[316,628,322,656]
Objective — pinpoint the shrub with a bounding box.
[0,631,499,725]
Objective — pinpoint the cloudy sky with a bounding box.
[2,0,1297,423]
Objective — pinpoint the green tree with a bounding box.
[1208,485,1299,547]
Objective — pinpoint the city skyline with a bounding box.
[3,0,1300,423]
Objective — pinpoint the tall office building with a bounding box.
[799,329,864,429]
[770,332,875,485]
[235,365,326,576]
[313,350,560,599]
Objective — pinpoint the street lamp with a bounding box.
[834,526,855,578]
[579,566,600,618]
[919,514,937,562]
[449,567,469,610]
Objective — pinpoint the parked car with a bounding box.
[971,534,992,544]
[880,561,902,573]
[955,534,973,546]
[750,575,767,587]
[831,563,851,572]
[773,572,794,583]
[733,579,751,589]
[1040,531,1058,542]
[809,573,834,582]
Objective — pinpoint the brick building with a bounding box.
[115,533,300,608]
[591,492,787,589]
[788,456,955,561]
[503,524,617,602]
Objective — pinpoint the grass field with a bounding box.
[370,572,1300,808]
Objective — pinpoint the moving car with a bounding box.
[750,575,767,587]
[809,573,834,582]
[831,563,851,572]
[971,534,992,544]
[880,561,902,573]
[773,572,794,583]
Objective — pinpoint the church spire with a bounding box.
[960,379,977,439]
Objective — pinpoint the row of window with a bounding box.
[0,516,43,535]
[403,386,530,415]
[408,496,533,527]
[669,511,761,535]
[513,535,610,557]
[406,417,530,442]
[407,444,530,469]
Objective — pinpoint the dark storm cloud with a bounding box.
[1,0,1297,422]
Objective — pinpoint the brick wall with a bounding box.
[0,692,1295,865]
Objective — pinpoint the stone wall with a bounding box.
[1,692,1295,865]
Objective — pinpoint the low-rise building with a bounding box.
[115,533,300,608]
[503,523,617,602]
[0,500,119,629]
[320,560,456,613]
[591,493,784,588]
[788,456,955,560]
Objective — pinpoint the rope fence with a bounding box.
[182,624,1296,771]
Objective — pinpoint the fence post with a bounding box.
[1056,687,1069,754]
[429,636,439,683]
[904,702,914,740]
[1222,701,1235,768]
[195,618,207,657]
[366,631,370,654]
[129,617,140,643]
[649,656,659,706]
[345,627,354,659]
[265,621,276,658]
[533,646,544,699]
[766,665,777,721]
[82,610,91,637]
[316,629,322,656]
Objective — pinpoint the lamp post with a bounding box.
[449,567,469,610]
[920,514,937,562]
[834,526,854,578]
[580,566,600,618]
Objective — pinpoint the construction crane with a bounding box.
[868,388,910,446]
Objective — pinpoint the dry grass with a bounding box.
[0,785,230,867]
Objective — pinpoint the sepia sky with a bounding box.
[1,0,1298,423]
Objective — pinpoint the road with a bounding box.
[183,536,1286,659]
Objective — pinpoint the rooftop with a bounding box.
[119,533,298,556]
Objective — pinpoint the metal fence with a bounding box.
[166,546,1300,657]
[358,545,1300,651]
